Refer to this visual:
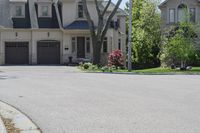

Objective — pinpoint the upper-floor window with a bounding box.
[41,6,49,16]
[38,4,52,18]
[78,2,84,18]
[178,4,187,22]
[14,5,25,18]
[169,9,175,23]
[190,8,196,23]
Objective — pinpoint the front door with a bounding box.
[77,37,85,58]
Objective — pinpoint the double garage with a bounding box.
[5,41,61,65]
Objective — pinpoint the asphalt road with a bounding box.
[0,66,200,133]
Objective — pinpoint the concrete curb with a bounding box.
[0,101,41,133]
[0,116,7,133]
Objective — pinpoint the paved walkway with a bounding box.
[0,66,200,133]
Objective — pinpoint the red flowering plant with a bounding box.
[108,49,124,68]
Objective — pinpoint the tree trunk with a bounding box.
[181,60,187,70]
[92,38,102,65]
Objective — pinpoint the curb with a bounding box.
[0,101,41,133]
[0,116,7,133]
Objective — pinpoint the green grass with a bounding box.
[81,67,200,74]
[121,67,200,74]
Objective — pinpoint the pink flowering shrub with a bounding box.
[108,49,124,67]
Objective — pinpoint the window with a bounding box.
[190,8,196,23]
[178,4,187,22]
[118,39,121,50]
[103,38,108,53]
[15,5,25,17]
[72,37,76,53]
[169,9,175,23]
[38,4,52,17]
[86,37,90,53]
[78,2,84,18]
[41,6,49,17]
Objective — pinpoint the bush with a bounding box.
[80,62,99,70]
[82,62,92,70]
[108,50,124,68]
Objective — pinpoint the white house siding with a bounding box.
[31,30,63,64]
[160,0,200,49]
[62,0,98,27]
[0,30,31,64]
[0,0,127,65]
[0,28,126,65]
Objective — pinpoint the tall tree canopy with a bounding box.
[128,0,161,69]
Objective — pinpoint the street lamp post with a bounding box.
[128,0,133,71]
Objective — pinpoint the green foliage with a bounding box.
[80,62,99,71]
[161,22,197,68]
[127,0,161,69]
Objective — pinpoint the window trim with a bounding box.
[118,38,121,50]
[169,8,175,23]
[77,1,85,19]
[38,3,52,18]
[85,37,91,53]
[13,4,25,18]
[190,8,196,23]
[177,4,188,22]
[103,37,108,53]
[71,37,77,53]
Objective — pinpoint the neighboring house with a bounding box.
[0,0,126,65]
[159,0,198,29]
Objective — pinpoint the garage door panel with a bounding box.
[37,41,60,64]
[5,42,29,64]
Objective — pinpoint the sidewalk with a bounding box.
[0,101,41,133]
[0,116,6,133]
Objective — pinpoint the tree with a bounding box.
[127,0,161,69]
[161,22,197,69]
[82,0,122,65]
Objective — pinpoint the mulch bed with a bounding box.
[1,117,20,133]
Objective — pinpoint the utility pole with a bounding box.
[128,0,133,71]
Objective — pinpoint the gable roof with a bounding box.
[100,1,127,16]
[159,0,200,8]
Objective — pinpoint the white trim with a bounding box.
[76,1,85,19]
[38,3,52,18]
[12,4,25,18]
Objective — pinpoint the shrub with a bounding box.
[82,62,92,70]
[81,62,99,70]
[108,50,124,68]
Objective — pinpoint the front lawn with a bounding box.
[80,66,200,74]
[125,67,200,74]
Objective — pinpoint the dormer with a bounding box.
[77,1,84,19]
[9,0,27,18]
[36,0,52,18]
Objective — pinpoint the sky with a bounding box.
[112,0,128,9]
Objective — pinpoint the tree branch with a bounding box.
[101,0,122,41]
[82,0,96,36]
[94,0,101,17]
[102,0,111,16]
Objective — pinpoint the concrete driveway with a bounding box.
[0,66,200,133]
